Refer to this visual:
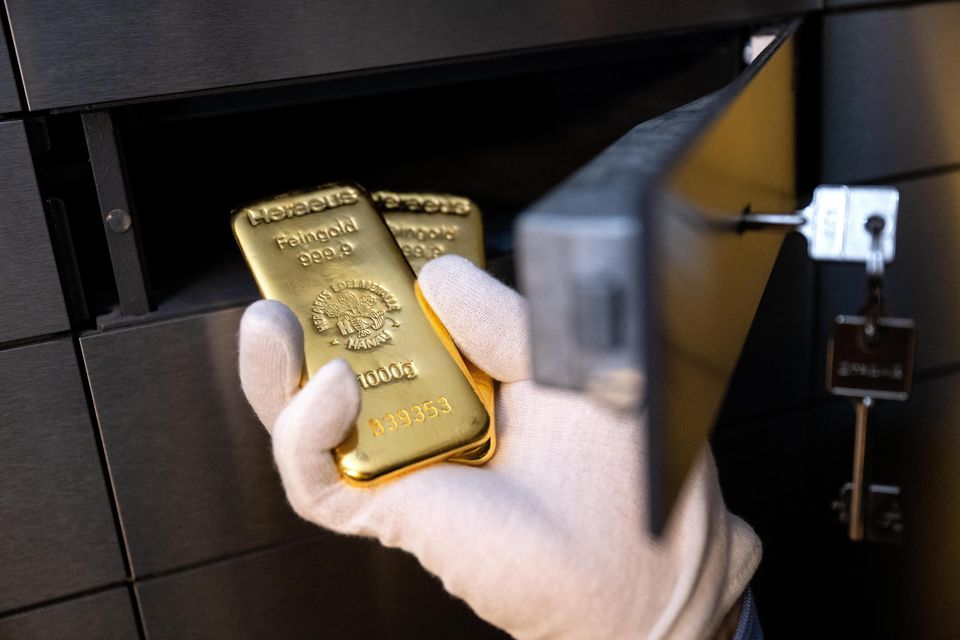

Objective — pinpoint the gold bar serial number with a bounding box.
[369,396,453,436]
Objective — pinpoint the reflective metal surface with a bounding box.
[0,339,125,612]
[374,190,486,274]
[138,536,508,640]
[0,121,69,344]
[0,588,138,640]
[80,308,317,576]
[6,0,818,110]
[233,185,491,483]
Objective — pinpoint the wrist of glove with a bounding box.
[239,255,761,639]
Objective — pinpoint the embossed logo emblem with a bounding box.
[312,280,401,351]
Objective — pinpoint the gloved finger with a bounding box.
[271,358,369,530]
[238,299,304,432]
[418,255,531,383]
[368,466,565,624]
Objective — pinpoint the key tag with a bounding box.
[827,315,916,401]
[826,214,916,401]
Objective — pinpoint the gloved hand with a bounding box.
[238,255,760,640]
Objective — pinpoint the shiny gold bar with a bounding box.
[373,190,493,464]
[232,184,491,484]
[416,283,496,465]
[372,190,486,274]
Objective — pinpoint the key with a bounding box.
[848,397,873,541]
[740,185,899,264]
[825,214,915,540]
[800,185,898,263]
[826,316,915,541]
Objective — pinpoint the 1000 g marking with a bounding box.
[369,396,452,436]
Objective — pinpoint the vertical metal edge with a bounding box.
[82,111,151,316]
[642,22,801,534]
[0,0,26,112]
[75,332,147,639]
[76,334,139,580]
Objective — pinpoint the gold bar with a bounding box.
[373,189,493,464]
[232,184,491,484]
[372,190,485,274]
[416,283,496,465]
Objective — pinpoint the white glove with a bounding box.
[238,255,760,640]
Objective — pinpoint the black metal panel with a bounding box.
[0,588,139,640]
[0,339,126,613]
[82,112,151,316]
[81,307,316,577]
[0,120,69,344]
[0,38,21,113]
[819,170,960,377]
[138,536,507,640]
[824,0,900,6]
[822,2,960,182]
[881,372,960,636]
[6,0,819,110]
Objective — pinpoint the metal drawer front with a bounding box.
[0,588,138,640]
[877,373,960,635]
[138,536,507,640]
[0,339,125,613]
[0,121,69,344]
[0,44,20,113]
[6,0,818,110]
[81,307,316,576]
[823,2,960,182]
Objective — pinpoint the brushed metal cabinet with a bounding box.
[0,121,69,344]
[822,2,960,182]
[137,536,507,640]
[0,588,138,640]
[0,42,21,113]
[81,307,316,577]
[0,339,126,613]
[6,0,818,110]
[819,170,960,375]
[879,373,960,635]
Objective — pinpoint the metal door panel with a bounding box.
[0,121,69,344]
[820,170,960,376]
[81,307,316,576]
[519,24,800,530]
[6,0,819,110]
[0,42,20,113]
[823,3,960,182]
[137,536,507,640]
[0,588,138,640]
[877,373,960,635]
[0,339,125,613]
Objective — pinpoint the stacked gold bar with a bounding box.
[233,184,493,483]
[373,190,486,274]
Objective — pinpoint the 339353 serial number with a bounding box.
[369,396,452,436]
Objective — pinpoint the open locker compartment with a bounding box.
[39,25,756,326]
